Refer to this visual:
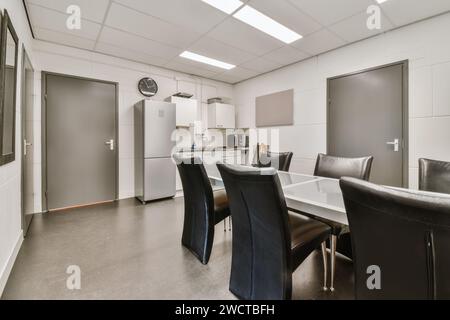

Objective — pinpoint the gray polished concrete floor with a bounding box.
[2,197,355,300]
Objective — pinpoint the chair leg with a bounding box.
[330,235,337,292]
[224,218,227,232]
[228,216,232,231]
[321,241,328,291]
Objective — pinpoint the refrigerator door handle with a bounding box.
[105,139,115,151]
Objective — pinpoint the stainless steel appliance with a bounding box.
[226,134,236,148]
[227,132,249,148]
[134,100,176,203]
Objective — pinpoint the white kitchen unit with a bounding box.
[165,96,197,127]
[208,103,235,129]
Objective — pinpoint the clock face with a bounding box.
[138,77,158,97]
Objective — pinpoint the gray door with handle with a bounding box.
[45,74,117,210]
[328,62,407,187]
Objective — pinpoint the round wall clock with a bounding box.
[138,77,158,97]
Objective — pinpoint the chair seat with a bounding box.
[213,189,230,223]
[289,213,331,270]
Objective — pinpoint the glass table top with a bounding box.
[203,163,450,227]
[204,163,318,188]
[204,163,347,225]
[277,171,319,187]
[283,178,345,211]
[283,178,347,225]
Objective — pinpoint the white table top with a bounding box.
[204,163,348,226]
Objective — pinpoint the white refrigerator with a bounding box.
[134,100,176,203]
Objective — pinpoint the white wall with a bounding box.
[234,12,450,189]
[0,0,35,295]
[32,40,233,203]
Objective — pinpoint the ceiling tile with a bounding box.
[28,4,102,40]
[34,27,96,50]
[239,57,282,73]
[330,10,394,43]
[96,42,171,67]
[187,36,257,66]
[248,0,322,36]
[27,0,110,23]
[215,67,259,81]
[210,73,242,84]
[164,61,221,79]
[291,28,346,55]
[380,0,450,26]
[105,2,201,48]
[26,0,450,83]
[114,0,228,34]
[288,0,374,26]
[214,66,259,83]
[98,27,181,60]
[262,46,311,65]
[208,18,284,56]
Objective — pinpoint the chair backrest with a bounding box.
[419,158,450,194]
[258,151,294,172]
[217,163,293,300]
[174,156,215,247]
[340,177,450,300]
[314,153,373,180]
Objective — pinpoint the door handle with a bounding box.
[105,139,115,151]
[386,139,400,152]
[24,139,33,156]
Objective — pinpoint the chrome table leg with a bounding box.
[321,241,328,291]
[330,235,337,292]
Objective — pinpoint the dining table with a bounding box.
[203,162,450,292]
[204,162,347,291]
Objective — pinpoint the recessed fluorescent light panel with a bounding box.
[180,51,236,70]
[233,5,302,44]
[376,0,388,3]
[201,0,244,14]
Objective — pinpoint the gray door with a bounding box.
[45,74,117,211]
[21,50,34,235]
[328,63,407,187]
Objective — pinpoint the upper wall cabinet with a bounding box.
[0,10,19,166]
[165,96,198,127]
[208,103,235,129]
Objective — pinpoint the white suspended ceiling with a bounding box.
[24,0,450,84]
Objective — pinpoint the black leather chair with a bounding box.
[314,153,373,181]
[313,153,374,291]
[255,151,293,172]
[419,158,450,194]
[217,163,331,300]
[340,177,450,299]
[174,156,230,265]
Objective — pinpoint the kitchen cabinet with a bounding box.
[165,96,197,127]
[208,103,235,129]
